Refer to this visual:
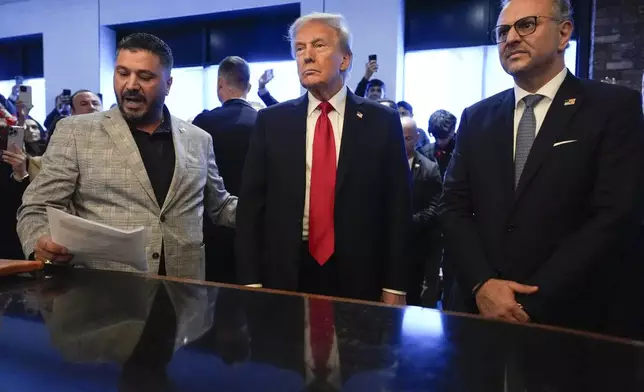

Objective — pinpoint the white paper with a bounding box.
[46,207,148,272]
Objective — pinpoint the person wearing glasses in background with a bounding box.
[440,0,644,337]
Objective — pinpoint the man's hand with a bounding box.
[382,291,406,306]
[258,69,274,90]
[1,144,28,178]
[15,100,32,126]
[475,279,538,323]
[364,60,379,80]
[34,236,72,264]
[9,84,20,102]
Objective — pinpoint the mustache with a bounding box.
[504,46,529,57]
[121,90,146,101]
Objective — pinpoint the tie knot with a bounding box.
[318,101,334,115]
[522,94,545,109]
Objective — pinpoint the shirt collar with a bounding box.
[307,86,347,118]
[128,105,172,134]
[223,98,249,107]
[514,67,568,108]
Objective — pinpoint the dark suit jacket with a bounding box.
[237,88,413,301]
[258,91,279,108]
[192,99,257,283]
[420,140,455,179]
[192,98,257,196]
[408,152,443,304]
[44,108,65,134]
[411,152,442,232]
[439,72,644,334]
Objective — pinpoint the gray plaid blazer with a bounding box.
[17,107,237,279]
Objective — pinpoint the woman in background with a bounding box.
[0,101,41,260]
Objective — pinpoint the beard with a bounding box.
[117,89,165,126]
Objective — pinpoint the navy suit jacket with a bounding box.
[192,99,257,196]
[236,88,412,301]
[440,72,644,333]
[193,99,257,283]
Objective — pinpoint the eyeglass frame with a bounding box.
[489,15,564,44]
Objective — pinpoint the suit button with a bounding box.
[152,252,160,260]
[507,224,516,232]
[160,215,166,223]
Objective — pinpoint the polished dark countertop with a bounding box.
[1,267,643,392]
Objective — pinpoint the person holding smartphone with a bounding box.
[0,77,22,116]
[256,55,382,107]
[43,89,72,134]
[354,54,384,100]
[0,101,31,260]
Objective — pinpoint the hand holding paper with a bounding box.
[46,207,148,272]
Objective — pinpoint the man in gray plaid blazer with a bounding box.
[17,33,236,279]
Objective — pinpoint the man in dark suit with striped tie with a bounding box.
[440,0,644,335]
[236,12,412,305]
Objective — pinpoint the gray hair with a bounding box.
[501,0,573,20]
[288,12,353,76]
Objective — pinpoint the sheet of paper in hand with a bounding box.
[46,207,148,272]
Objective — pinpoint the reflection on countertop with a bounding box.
[0,267,643,392]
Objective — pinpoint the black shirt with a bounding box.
[128,106,175,207]
[127,106,175,275]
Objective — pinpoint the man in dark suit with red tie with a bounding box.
[440,0,644,335]
[236,12,412,305]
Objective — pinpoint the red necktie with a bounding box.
[309,101,336,265]
[309,297,334,375]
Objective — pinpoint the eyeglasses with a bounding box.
[489,15,561,44]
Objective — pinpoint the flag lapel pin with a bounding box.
[356,111,363,119]
[564,98,576,106]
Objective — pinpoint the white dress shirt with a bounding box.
[408,157,414,170]
[302,87,347,240]
[513,67,568,157]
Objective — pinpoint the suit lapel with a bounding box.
[494,90,517,206]
[161,117,187,213]
[102,107,159,210]
[515,72,583,201]
[336,89,362,195]
[411,153,422,181]
[292,95,309,214]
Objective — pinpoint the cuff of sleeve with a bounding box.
[10,172,29,182]
[382,288,406,295]
[245,284,263,288]
[21,230,50,262]
[258,87,268,96]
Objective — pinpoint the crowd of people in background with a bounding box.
[0,37,458,307]
[1,0,643,342]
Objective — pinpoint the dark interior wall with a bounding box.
[591,0,644,92]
